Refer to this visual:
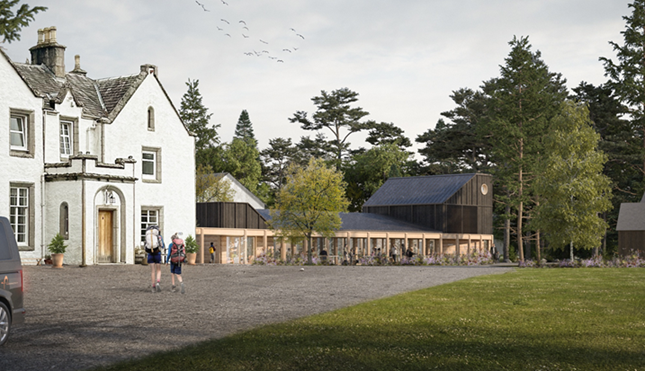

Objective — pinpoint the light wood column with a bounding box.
[199,228,205,264]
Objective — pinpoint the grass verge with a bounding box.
[97,269,645,370]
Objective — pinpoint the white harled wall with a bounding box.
[104,71,195,248]
[0,53,45,264]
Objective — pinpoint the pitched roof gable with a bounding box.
[363,173,477,207]
[96,73,146,121]
[616,202,645,231]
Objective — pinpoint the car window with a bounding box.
[0,226,11,260]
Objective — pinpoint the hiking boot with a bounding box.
[155,283,161,293]
[180,282,185,294]
[171,285,176,293]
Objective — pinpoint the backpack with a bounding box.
[144,226,163,254]
[170,238,186,264]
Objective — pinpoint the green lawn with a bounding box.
[98,269,645,371]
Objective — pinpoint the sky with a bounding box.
[2,0,631,157]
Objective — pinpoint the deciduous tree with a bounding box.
[532,101,612,259]
[344,143,410,211]
[270,158,349,264]
[196,164,234,202]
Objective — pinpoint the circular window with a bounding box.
[481,184,489,195]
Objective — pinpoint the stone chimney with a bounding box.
[70,55,87,75]
[30,27,67,77]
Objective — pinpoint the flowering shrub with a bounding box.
[517,259,538,268]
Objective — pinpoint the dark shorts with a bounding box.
[170,262,182,275]
[147,252,162,264]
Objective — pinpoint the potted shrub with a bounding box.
[185,235,198,265]
[44,254,52,265]
[48,233,67,268]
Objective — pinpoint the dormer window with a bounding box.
[147,106,155,131]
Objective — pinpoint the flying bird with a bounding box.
[290,28,296,32]
[195,0,210,11]
[268,56,277,60]
[260,39,268,44]
[296,34,305,39]
[277,60,284,63]
[283,48,292,53]
[221,0,228,5]
[262,50,269,53]
[242,34,249,38]
[243,26,249,30]
[217,26,223,31]
[221,19,230,24]
[225,33,231,37]
[239,20,247,25]
[293,47,299,51]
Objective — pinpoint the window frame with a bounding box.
[60,202,69,240]
[9,109,35,158]
[141,147,161,183]
[147,106,155,131]
[9,183,35,250]
[60,121,73,157]
[10,116,27,151]
[141,207,163,245]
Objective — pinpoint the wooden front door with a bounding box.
[98,210,113,263]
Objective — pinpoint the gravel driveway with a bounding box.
[0,264,513,371]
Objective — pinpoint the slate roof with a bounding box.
[255,210,438,233]
[616,195,645,231]
[363,173,477,207]
[97,74,143,113]
[11,61,144,121]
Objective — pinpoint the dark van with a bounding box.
[0,216,25,346]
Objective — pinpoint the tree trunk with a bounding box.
[307,233,313,265]
[536,230,542,263]
[504,205,510,262]
[570,240,574,261]
[525,230,531,260]
[518,161,525,262]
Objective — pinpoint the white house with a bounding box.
[214,173,266,210]
[1,27,195,265]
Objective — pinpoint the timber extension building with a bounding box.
[194,173,494,264]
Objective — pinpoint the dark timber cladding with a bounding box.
[196,202,267,229]
[362,173,493,234]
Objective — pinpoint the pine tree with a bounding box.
[290,88,372,170]
[234,109,256,146]
[0,1,46,43]
[600,0,645,197]
[179,79,220,169]
[416,88,492,174]
[480,36,568,262]
[261,137,298,190]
